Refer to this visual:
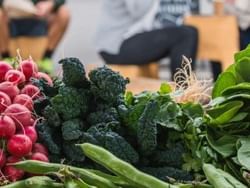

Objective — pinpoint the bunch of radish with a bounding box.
[0,59,52,183]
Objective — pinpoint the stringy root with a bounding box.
[172,56,213,105]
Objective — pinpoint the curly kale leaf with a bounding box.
[33,97,50,116]
[140,167,193,182]
[87,124,139,164]
[87,107,120,127]
[151,142,186,168]
[88,66,129,105]
[31,77,59,97]
[36,121,61,155]
[58,57,90,88]
[43,106,61,127]
[50,86,90,120]
[63,141,86,162]
[61,119,83,141]
[137,100,159,156]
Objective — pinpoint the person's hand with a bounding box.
[36,0,54,18]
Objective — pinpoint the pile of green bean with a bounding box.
[2,143,212,188]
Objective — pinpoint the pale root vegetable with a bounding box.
[21,84,40,99]
[7,134,32,157]
[36,72,53,86]
[0,149,6,168]
[29,152,49,162]
[0,61,12,82]
[5,70,25,85]
[0,81,20,100]
[3,165,25,182]
[18,59,38,82]
[5,104,32,128]
[32,143,48,157]
[18,126,37,144]
[0,91,11,113]
[0,115,16,139]
[13,94,33,111]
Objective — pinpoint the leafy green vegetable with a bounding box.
[237,138,250,171]
[61,119,83,141]
[212,72,236,98]
[137,100,159,156]
[58,57,90,88]
[235,57,250,82]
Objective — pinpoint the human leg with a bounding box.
[100,26,198,77]
[45,5,70,58]
[0,9,10,58]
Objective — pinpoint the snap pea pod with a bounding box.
[12,160,118,188]
[89,169,136,188]
[65,178,97,188]
[80,143,177,188]
[24,176,64,188]
[0,180,27,188]
[203,163,241,188]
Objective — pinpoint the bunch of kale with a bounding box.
[34,57,202,182]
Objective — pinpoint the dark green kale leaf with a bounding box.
[140,167,193,182]
[58,57,90,88]
[50,86,90,120]
[63,141,85,162]
[43,106,61,127]
[137,100,159,156]
[33,97,50,116]
[88,66,129,105]
[61,119,83,141]
[87,107,120,127]
[150,142,186,168]
[87,124,139,164]
[36,121,61,155]
[31,77,59,97]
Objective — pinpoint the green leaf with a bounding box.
[207,131,237,158]
[182,103,204,119]
[222,82,250,96]
[212,72,236,98]
[159,82,172,94]
[237,137,250,170]
[234,44,250,63]
[125,91,133,105]
[207,101,243,125]
[229,112,248,123]
[235,57,250,82]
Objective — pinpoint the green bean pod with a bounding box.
[0,180,27,188]
[24,176,64,188]
[80,143,177,188]
[203,163,234,188]
[12,160,118,188]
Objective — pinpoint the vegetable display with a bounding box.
[3,45,250,187]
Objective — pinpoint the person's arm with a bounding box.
[124,0,154,19]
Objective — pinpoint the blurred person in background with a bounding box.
[0,0,70,59]
[95,0,198,79]
[225,0,250,50]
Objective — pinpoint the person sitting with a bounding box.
[95,0,198,80]
[0,0,70,60]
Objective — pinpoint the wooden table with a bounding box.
[184,15,239,70]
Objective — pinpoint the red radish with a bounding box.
[6,156,21,163]
[0,115,16,139]
[0,149,6,168]
[5,70,25,85]
[36,72,53,86]
[26,118,35,127]
[0,61,12,82]
[3,166,24,182]
[21,84,40,99]
[32,143,48,157]
[0,81,19,100]
[13,94,33,111]
[29,152,49,162]
[18,126,37,144]
[18,59,38,81]
[7,134,32,157]
[5,104,32,128]
[0,91,11,113]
